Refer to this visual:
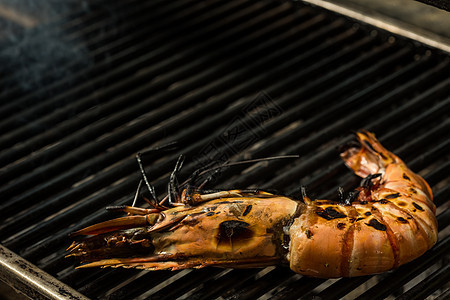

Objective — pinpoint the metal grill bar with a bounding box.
[396,264,450,300]
[3,31,382,245]
[0,0,448,299]
[0,0,259,148]
[0,0,150,109]
[0,12,344,228]
[240,63,449,188]
[0,0,304,198]
[6,23,366,254]
[0,0,231,137]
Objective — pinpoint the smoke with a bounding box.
[0,0,91,93]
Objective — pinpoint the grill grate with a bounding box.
[0,0,449,299]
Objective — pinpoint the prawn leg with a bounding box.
[183,156,298,205]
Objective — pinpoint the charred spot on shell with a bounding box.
[337,223,346,230]
[412,202,424,211]
[243,205,252,216]
[356,217,364,222]
[279,204,304,255]
[305,229,313,238]
[378,199,388,204]
[409,188,418,195]
[379,152,388,160]
[206,212,215,217]
[397,201,407,207]
[217,221,253,249]
[366,219,387,231]
[397,217,408,224]
[316,207,347,220]
[385,193,401,199]
[365,212,371,216]
[402,173,411,181]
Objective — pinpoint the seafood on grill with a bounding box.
[67,131,438,278]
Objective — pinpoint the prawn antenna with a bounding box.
[132,179,143,207]
[136,152,159,205]
[135,142,178,207]
[167,155,185,205]
[181,155,300,204]
[194,155,300,181]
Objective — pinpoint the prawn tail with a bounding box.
[340,130,401,178]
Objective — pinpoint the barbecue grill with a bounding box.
[0,0,449,299]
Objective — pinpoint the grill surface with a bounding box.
[0,0,449,299]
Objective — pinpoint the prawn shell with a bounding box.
[379,163,434,215]
[381,163,433,201]
[289,204,396,278]
[151,197,298,260]
[371,202,430,266]
[346,204,395,277]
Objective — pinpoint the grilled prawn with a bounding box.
[67,131,438,278]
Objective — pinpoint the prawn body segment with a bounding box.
[68,131,438,278]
